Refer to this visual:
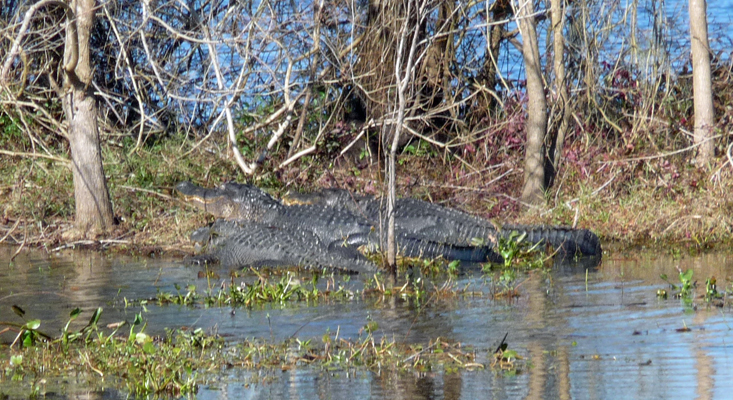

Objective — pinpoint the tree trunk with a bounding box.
[515,0,548,205]
[62,0,114,238]
[689,0,714,165]
[549,0,570,184]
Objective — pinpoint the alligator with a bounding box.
[177,181,503,264]
[282,188,602,257]
[188,219,378,274]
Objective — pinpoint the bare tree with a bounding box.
[2,0,114,238]
[386,0,427,271]
[63,0,114,237]
[513,0,547,205]
[689,0,715,165]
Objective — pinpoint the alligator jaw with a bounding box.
[176,181,237,218]
[177,181,282,221]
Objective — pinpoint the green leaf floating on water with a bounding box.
[25,319,41,330]
[136,332,151,345]
[9,355,22,367]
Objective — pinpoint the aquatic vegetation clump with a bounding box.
[1,305,522,397]
[1,309,219,396]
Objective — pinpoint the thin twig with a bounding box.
[277,145,316,170]
[10,229,27,261]
[663,215,702,235]
[710,140,733,182]
[591,172,618,196]
[420,168,515,192]
[402,341,440,363]
[119,185,174,201]
[0,149,69,165]
[1,0,74,83]
[0,219,21,244]
[600,133,724,165]
[50,239,131,252]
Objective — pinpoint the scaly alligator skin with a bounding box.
[177,181,281,220]
[178,181,371,247]
[283,188,602,257]
[190,219,378,274]
[283,188,502,244]
[177,182,502,263]
[499,224,601,256]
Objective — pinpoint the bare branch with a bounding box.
[1,0,74,84]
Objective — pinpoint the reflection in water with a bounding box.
[1,246,733,399]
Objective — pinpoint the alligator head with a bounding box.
[176,181,282,222]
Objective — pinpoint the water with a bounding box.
[497,0,733,83]
[1,245,732,399]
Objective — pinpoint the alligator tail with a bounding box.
[396,235,503,263]
[500,224,602,257]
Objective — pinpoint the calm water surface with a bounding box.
[1,245,732,399]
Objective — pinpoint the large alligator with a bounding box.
[177,181,503,269]
[188,219,378,274]
[282,188,602,257]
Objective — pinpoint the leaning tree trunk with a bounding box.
[689,0,714,165]
[62,0,114,238]
[515,0,548,205]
